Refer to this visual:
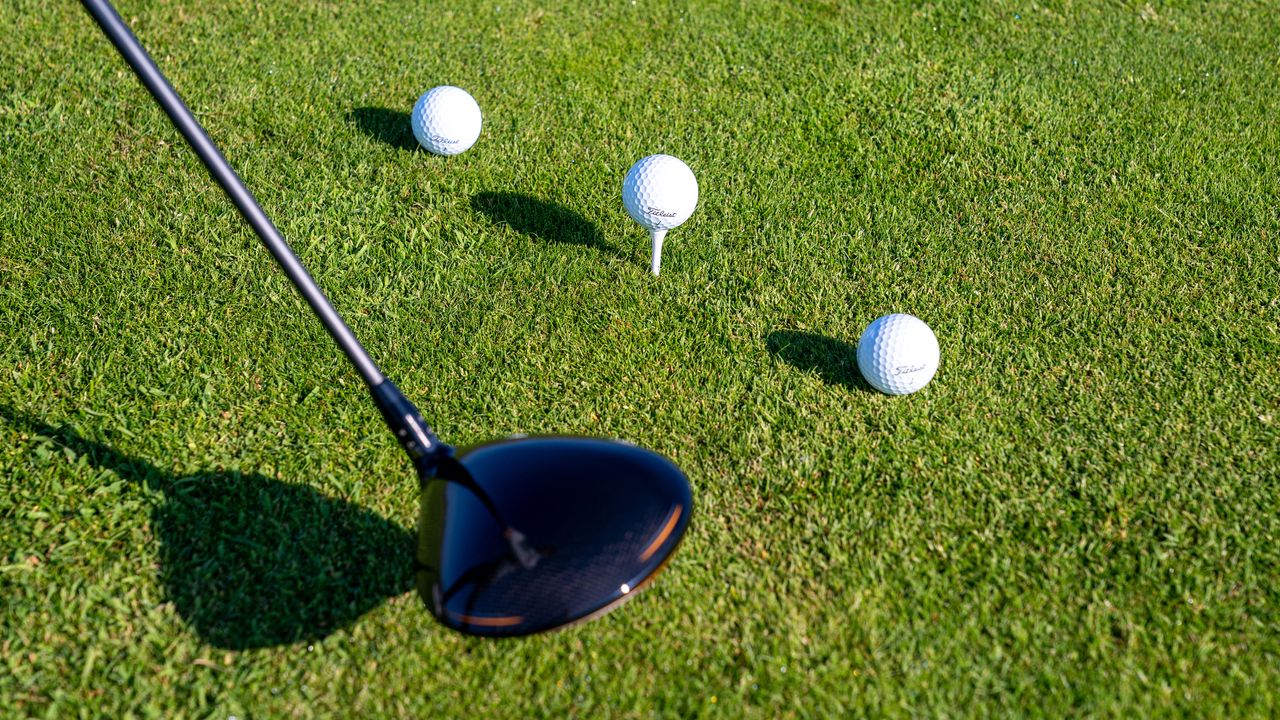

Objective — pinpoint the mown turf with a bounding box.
[3,0,1278,716]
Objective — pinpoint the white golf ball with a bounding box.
[856,313,940,395]
[410,86,482,156]
[621,154,698,232]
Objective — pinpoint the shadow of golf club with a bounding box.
[1,407,415,650]
[347,106,417,151]
[471,191,617,256]
[766,330,875,393]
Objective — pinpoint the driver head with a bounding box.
[415,437,691,637]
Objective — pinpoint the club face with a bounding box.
[415,437,691,637]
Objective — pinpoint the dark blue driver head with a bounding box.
[415,437,691,637]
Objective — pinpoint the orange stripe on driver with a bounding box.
[639,504,683,562]
[449,613,525,628]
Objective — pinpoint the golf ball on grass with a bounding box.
[622,154,698,276]
[857,313,940,395]
[410,86,482,156]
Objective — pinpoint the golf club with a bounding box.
[79,0,691,637]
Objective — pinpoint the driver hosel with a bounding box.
[371,380,450,472]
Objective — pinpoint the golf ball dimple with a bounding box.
[856,313,940,395]
[621,154,699,231]
[410,86,482,156]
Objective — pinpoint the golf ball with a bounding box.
[410,86,482,156]
[622,154,699,231]
[856,313,940,395]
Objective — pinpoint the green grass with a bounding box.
[3,0,1279,715]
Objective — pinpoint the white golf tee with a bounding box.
[650,229,666,276]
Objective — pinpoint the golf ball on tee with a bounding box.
[410,86,482,156]
[621,154,699,232]
[856,313,940,395]
[622,154,698,275]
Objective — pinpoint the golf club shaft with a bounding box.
[79,0,384,388]
[81,0,446,465]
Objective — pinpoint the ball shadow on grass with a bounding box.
[471,191,616,255]
[347,107,417,151]
[766,330,875,393]
[3,408,415,650]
